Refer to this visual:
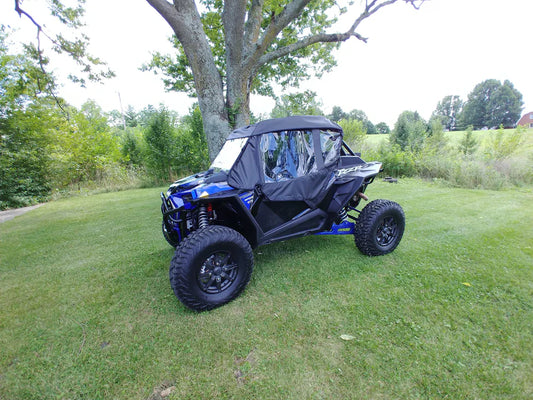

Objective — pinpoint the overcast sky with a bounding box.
[2,0,532,126]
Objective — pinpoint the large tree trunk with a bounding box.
[223,0,252,130]
[147,0,233,160]
[200,101,233,161]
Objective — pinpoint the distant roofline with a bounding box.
[517,111,533,125]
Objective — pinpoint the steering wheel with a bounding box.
[275,169,293,181]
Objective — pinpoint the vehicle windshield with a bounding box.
[210,137,248,172]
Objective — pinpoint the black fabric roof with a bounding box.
[228,115,343,139]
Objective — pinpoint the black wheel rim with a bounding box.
[376,216,399,247]
[197,251,239,294]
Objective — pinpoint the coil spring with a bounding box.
[336,207,348,224]
[198,205,208,229]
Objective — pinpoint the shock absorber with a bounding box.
[198,205,208,229]
[336,207,348,224]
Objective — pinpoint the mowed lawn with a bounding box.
[0,180,532,399]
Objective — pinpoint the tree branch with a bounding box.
[14,0,62,48]
[13,0,114,84]
[145,0,181,29]
[251,0,313,62]
[14,0,69,117]
[256,0,424,69]
[257,32,354,67]
[15,0,42,31]
[346,0,397,38]
[243,0,265,54]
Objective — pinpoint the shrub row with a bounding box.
[359,126,533,190]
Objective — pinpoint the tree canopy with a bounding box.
[459,79,523,129]
[390,110,426,151]
[270,90,323,118]
[11,0,113,88]
[145,0,425,159]
[432,80,524,131]
[1,27,209,209]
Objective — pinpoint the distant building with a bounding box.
[517,112,533,128]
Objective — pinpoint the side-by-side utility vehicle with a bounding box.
[161,116,405,311]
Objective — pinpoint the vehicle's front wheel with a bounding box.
[354,199,405,256]
[169,225,254,311]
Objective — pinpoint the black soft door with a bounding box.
[253,168,335,236]
[260,167,335,208]
[252,129,336,233]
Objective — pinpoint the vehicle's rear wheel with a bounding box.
[354,199,405,256]
[169,225,254,311]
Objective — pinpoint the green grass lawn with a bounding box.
[1,180,532,399]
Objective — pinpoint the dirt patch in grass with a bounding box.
[0,204,42,223]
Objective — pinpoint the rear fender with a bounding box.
[326,162,382,214]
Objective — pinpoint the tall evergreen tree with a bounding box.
[390,111,427,151]
[431,95,463,131]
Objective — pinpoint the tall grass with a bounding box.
[357,127,533,190]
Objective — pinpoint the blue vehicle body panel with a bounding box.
[167,172,254,212]
[238,192,254,210]
[315,220,355,235]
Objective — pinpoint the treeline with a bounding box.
[270,90,391,135]
[1,27,213,210]
[0,99,208,210]
[111,104,208,182]
[430,80,523,131]
[274,76,525,136]
[325,78,525,135]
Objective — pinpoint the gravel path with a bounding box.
[0,204,42,224]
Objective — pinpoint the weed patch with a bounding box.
[365,127,533,189]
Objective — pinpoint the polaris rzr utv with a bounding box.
[161,115,405,311]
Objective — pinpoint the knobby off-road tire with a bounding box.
[169,225,254,312]
[354,199,405,256]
